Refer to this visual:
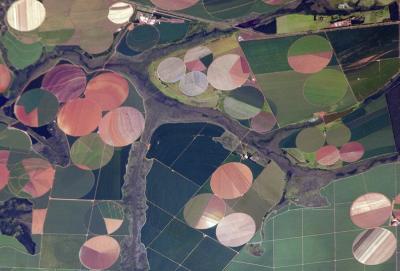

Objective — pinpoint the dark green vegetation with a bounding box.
[126,25,160,52]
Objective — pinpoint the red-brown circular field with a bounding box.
[57,98,102,137]
[0,64,12,93]
[0,150,10,190]
[98,106,145,147]
[150,0,199,11]
[207,54,250,91]
[350,193,392,229]
[42,64,87,103]
[339,141,365,163]
[79,235,120,270]
[184,46,213,72]
[210,162,253,199]
[183,193,226,230]
[84,72,129,111]
[250,111,277,133]
[316,145,340,166]
[216,213,256,247]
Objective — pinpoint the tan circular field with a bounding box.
[57,98,102,137]
[98,106,145,147]
[339,141,365,163]
[295,127,325,153]
[84,72,129,111]
[353,228,396,265]
[108,2,134,24]
[183,193,226,230]
[150,0,200,11]
[79,235,120,270]
[207,54,250,91]
[250,111,277,133]
[7,0,46,32]
[179,71,208,97]
[350,193,392,229]
[210,162,253,199]
[157,57,186,83]
[216,213,256,247]
[184,46,213,72]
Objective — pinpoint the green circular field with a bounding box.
[70,133,114,170]
[325,123,351,147]
[295,127,325,153]
[126,25,160,52]
[303,69,348,106]
[52,165,95,199]
[85,201,124,234]
[223,86,265,120]
[14,88,59,127]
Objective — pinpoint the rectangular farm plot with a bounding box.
[147,248,179,271]
[302,208,334,235]
[273,209,302,239]
[336,259,364,271]
[335,230,363,260]
[233,240,273,268]
[141,202,173,247]
[273,237,302,267]
[39,234,85,269]
[43,199,92,234]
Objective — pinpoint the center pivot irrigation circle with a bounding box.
[207,54,250,91]
[216,213,256,247]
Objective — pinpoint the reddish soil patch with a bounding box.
[0,64,12,93]
[340,141,365,163]
[316,145,340,166]
[14,107,39,127]
[251,111,277,133]
[288,51,333,74]
[0,150,10,190]
[21,158,55,198]
[80,235,120,270]
[31,209,47,234]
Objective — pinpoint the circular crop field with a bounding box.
[8,158,55,198]
[70,133,114,170]
[14,89,59,127]
[316,145,340,166]
[42,64,87,103]
[288,35,333,74]
[0,126,32,152]
[184,46,213,72]
[353,228,396,265]
[179,71,208,97]
[295,127,325,153]
[107,2,134,24]
[303,69,348,107]
[325,123,351,147]
[350,193,392,229]
[85,201,124,234]
[126,25,160,52]
[98,106,145,147]
[7,0,46,32]
[207,54,250,91]
[79,236,120,270]
[216,213,256,247]
[150,0,199,11]
[250,111,277,133]
[84,72,129,111]
[0,151,10,191]
[183,193,226,230]
[223,86,264,120]
[52,165,95,199]
[57,98,102,137]
[157,57,186,83]
[211,162,253,199]
[340,141,364,163]
[0,64,12,93]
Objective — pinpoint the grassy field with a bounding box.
[227,162,400,270]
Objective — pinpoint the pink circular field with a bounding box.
[211,162,253,199]
[183,193,226,230]
[98,106,145,147]
[216,213,256,247]
[350,193,392,229]
[316,145,340,166]
[150,0,199,10]
[84,72,129,111]
[79,235,120,270]
[339,142,365,163]
[0,150,10,190]
[0,64,11,93]
[57,98,102,137]
[250,111,277,133]
[42,64,87,103]
[20,158,55,198]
